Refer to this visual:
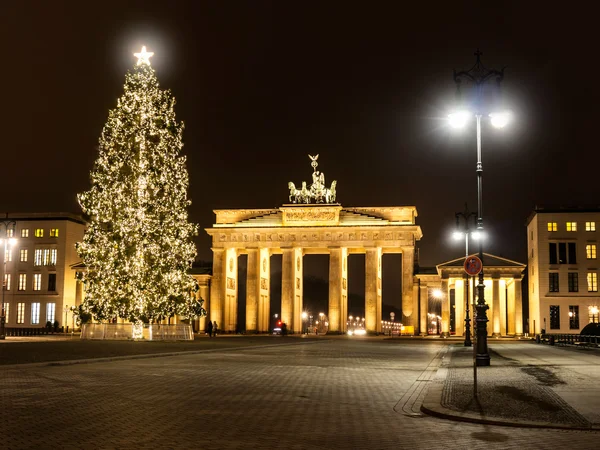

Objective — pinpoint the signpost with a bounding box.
[464,255,482,397]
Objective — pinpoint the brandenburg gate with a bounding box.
[205,156,423,334]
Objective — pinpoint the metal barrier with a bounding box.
[538,333,599,348]
[81,323,193,341]
[5,327,53,336]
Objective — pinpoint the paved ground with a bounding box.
[1,337,599,449]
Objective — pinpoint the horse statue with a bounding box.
[325,180,337,203]
[288,182,301,203]
[300,181,310,203]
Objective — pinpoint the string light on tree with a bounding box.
[77,46,205,338]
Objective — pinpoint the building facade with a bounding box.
[527,207,600,334]
[1,213,86,330]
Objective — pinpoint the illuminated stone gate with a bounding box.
[205,205,422,334]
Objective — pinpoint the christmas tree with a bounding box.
[77,47,204,336]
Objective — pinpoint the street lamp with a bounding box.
[1,218,17,340]
[451,50,508,367]
[454,203,478,347]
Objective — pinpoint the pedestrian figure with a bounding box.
[213,321,218,337]
[207,320,213,338]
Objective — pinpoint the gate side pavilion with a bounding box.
[205,205,423,334]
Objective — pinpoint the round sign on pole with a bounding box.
[464,255,483,276]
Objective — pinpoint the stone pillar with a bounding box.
[506,278,516,336]
[196,276,210,332]
[500,280,507,336]
[210,248,225,332]
[328,247,348,333]
[257,248,271,333]
[365,247,382,333]
[223,247,238,333]
[441,277,450,337]
[282,248,303,333]
[419,284,428,335]
[492,276,501,337]
[514,278,523,336]
[246,249,260,333]
[454,279,464,337]
[412,284,419,335]
[401,247,415,328]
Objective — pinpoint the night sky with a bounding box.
[2,2,597,311]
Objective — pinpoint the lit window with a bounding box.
[20,249,28,262]
[6,228,14,237]
[48,273,56,291]
[586,244,597,259]
[46,302,56,323]
[33,273,42,291]
[18,273,26,291]
[586,222,596,232]
[3,302,9,323]
[31,302,40,325]
[587,272,598,292]
[34,249,42,266]
[566,222,577,232]
[50,249,57,265]
[21,228,29,238]
[35,228,43,238]
[17,303,25,324]
[43,249,50,265]
[50,229,59,237]
[4,249,11,263]
[547,222,557,232]
[3,274,10,291]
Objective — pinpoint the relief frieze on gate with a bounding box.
[214,229,415,245]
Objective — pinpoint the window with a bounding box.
[50,228,59,237]
[4,249,12,263]
[568,272,579,292]
[46,303,55,323]
[586,244,597,259]
[588,272,598,292]
[569,306,579,329]
[31,302,40,325]
[33,273,42,291]
[3,303,9,323]
[21,228,29,238]
[3,273,10,291]
[586,222,596,232]
[20,248,28,262]
[6,228,14,237]
[548,222,557,232]
[549,273,559,292]
[34,249,42,266]
[566,222,577,232]
[549,305,560,329]
[17,303,25,324]
[550,242,577,264]
[50,249,57,265]
[48,273,56,291]
[18,273,26,291]
[530,231,533,240]
[34,228,43,238]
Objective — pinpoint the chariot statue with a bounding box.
[288,155,337,204]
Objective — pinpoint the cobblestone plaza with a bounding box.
[1,338,599,449]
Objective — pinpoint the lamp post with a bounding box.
[1,218,17,340]
[453,203,478,347]
[451,50,508,367]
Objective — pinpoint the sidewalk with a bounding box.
[422,343,600,430]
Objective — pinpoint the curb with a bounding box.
[420,352,600,431]
[0,339,330,369]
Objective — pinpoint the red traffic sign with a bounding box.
[464,255,483,276]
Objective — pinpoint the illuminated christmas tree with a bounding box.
[77,47,203,335]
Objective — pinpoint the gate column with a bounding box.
[246,249,259,333]
[365,247,382,333]
[401,247,416,329]
[210,248,225,332]
[282,247,303,333]
[224,247,238,333]
[258,248,271,333]
[328,247,348,333]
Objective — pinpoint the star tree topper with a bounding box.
[134,46,154,66]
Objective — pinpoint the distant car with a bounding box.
[272,327,282,335]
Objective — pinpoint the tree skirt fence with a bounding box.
[81,323,193,341]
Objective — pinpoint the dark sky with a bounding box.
[2,2,598,293]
